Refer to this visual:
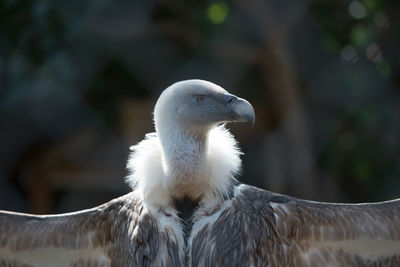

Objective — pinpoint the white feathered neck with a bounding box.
[126,125,241,208]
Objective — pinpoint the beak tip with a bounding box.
[248,112,255,126]
[230,97,255,126]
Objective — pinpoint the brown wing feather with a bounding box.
[262,186,400,266]
[0,193,147,267]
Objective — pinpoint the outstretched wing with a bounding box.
[0,193,142,267]
[242,185,400,266]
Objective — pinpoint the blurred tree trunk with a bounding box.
[241,0,340,200]
[260,34,318,198]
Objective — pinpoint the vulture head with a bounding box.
[154,79,254,136]
[128,80,254,208]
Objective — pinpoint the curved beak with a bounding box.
[224,94,255,126]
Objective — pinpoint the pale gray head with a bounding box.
[154,79,255,138]
[147,79,255,200]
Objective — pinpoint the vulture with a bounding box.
[1,79,400,267]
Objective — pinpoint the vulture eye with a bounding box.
[194,95,206,103]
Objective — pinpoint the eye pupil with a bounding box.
[196,95,205,102]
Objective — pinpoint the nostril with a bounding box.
[224,94,237,105]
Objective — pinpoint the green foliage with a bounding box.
[376,59,391,78]
[350,25,370,47]
[206,2,229,24]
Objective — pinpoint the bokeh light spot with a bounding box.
[365,43,382,63]
[340,45,358,63]
[376,59,391,78]
[351,26,369,47]
[207,2,229,24]
[348,1,367,19]
[374,11,390,27]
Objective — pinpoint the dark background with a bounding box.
[1,0,399,214]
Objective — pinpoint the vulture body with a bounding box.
[1,80,400,266]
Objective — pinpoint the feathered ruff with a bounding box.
[126,125,242,208]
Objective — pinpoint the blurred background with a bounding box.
[1,0,399,214]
